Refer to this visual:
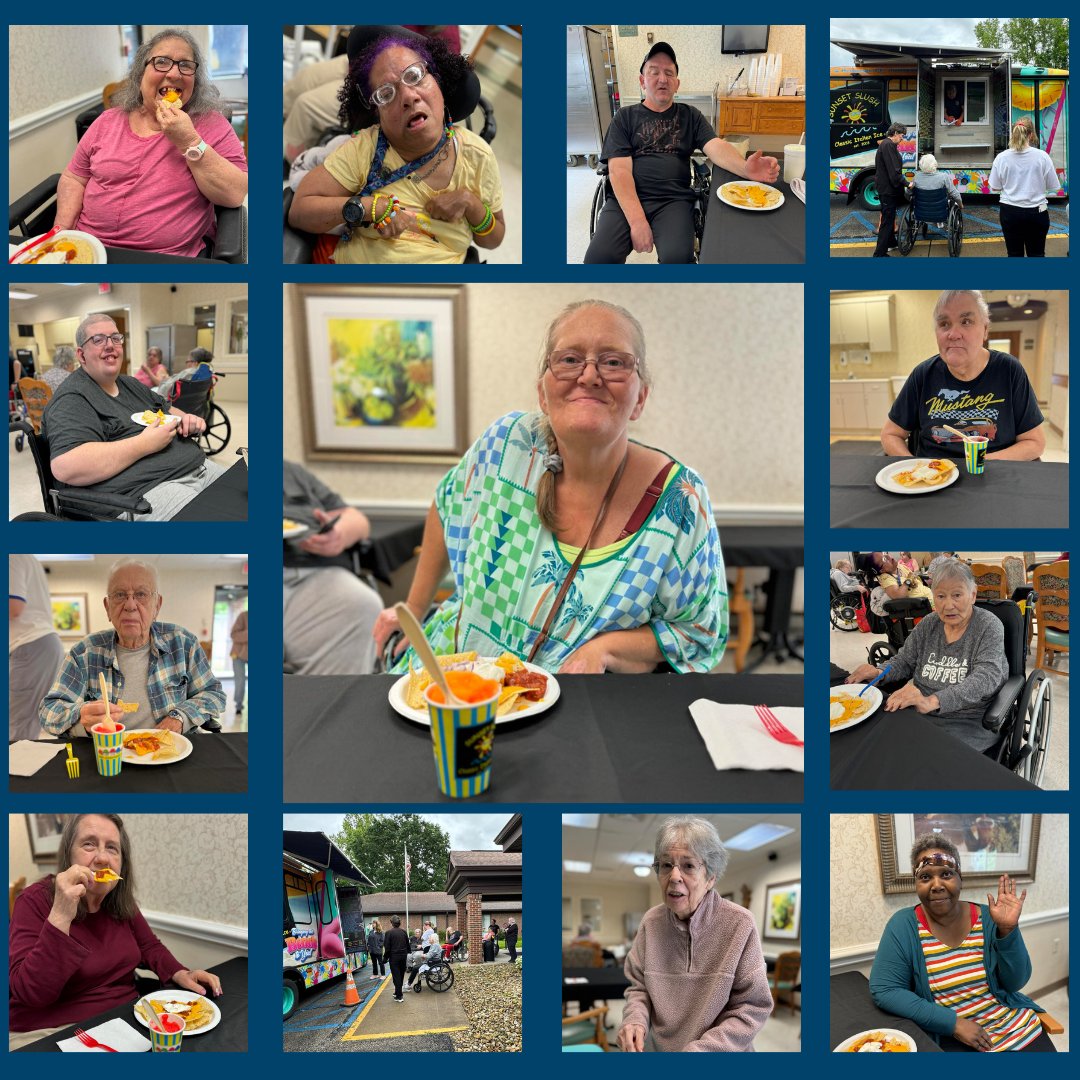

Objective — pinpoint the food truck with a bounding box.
[283,830,375,1018]
[830,39,1068,208]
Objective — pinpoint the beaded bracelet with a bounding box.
[369,194,383,225]
[374,195,400,230]
[470,203,495,235]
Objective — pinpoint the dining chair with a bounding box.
[9,875,26,916]
[970,562,1008,600]
[16,377,51,435]
[728,568,754,671]
[768,950,801,1015]
[562,1005,609,1050]
[1033,562,1069,676]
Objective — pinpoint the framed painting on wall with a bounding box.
[50,593,89,637]
[25,814,66,861]
[763,879,801,940]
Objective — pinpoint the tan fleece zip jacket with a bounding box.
[620,890,773,1051]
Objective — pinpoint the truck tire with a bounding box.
[853,174,881,211]
[283,976,302,1019]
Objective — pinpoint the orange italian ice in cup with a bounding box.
[425,672,500,798]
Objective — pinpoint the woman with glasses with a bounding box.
[54,28,248,259]
[618,817,772,1051]
[289,25,504,264]
[373,300,725,674]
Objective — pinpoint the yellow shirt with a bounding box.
[879,571,934,604]
[324,125,503,264]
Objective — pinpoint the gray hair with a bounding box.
[930,557,976,592]
[886,122,907,138]
[75,313,117,348]
[111,29,223,118]
[147,347,163,362]
[910,832,962,874]
[188,347,214,365]
[918,153,939,174]
[106,558,160,595]
[933,290,991,326]
[653,816,728,881]
[536,300,651,389]
[53,345,77,370]
[576,923,593,937]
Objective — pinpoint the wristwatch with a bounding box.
[167,709,186,732]
[342,195,368,231]
[183,140,208,161]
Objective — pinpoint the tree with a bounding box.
[332,814,451,892]
[975,18,1069,70]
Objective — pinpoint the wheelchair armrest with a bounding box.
[213,204,245,263]
[53,487,153,519]
[981,675,1026,732]
[283,187,317,264]
[477,94,497,144]
[9,174,61,233]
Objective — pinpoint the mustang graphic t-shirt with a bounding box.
[601,102,716,202]
[888,351,1044,458]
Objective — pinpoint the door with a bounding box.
[211,583,248,680]
[936,73,993,165]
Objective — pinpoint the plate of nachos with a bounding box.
[875,458,959,495]
[135,991,220,1035]
[829,685,883,733]
[121,729,192,764]
[718,181,785,211]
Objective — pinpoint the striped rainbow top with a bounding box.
[917,903,1042,1052]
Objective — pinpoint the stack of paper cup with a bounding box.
[91,722,125,777]
[783,144,805,183]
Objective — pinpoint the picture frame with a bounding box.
[876,813,1041,894]
[50,593,88,637]
[25,813,66,862]
[763,879,801,940]
[293,284,467,464]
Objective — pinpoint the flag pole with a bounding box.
[404,843,410,929]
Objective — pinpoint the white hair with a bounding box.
[106,559,160,594]
[930,557,976,591]
[933,290,991,326]
[919,154,939,174]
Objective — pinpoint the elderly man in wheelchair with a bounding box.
[896,153,964,257]
[830,559,868,632]
[845,558,1052,786]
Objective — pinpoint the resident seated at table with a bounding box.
[372,300,726,674]
[618,817,772,1051]
[845,559,1008,751]
[39,314,225,522]
[39,559,225,738]
[134,346,169,388]
[8,813,223,1050]
[53,28,247,259]
[830,559,867,596]
[42,346,78,392]
[881,290,1045,461]
[153,347,214,399]
[870,834,1054,1052]
[861,551,934,605]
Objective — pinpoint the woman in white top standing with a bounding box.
[988,119,1061,256]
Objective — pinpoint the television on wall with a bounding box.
[721,26,771,54]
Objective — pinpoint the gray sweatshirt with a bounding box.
[886,606,1007,750]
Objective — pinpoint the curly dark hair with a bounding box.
[337,33,474,132]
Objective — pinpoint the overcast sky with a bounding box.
[283,813,513,852]
[830,19,982,67]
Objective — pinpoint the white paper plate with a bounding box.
[829,685,883,733]
[389,661,560,726]
[283,520,309,539]
[717,181,785,211]
[134,990,221,1035]
[833,1027,917,1052]
[10,230,107,265]
[121,731,193,765]
[130,410,180,428]
[875,458,960,495]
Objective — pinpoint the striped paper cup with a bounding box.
[149,1013,185,1052]
[424,685,499,798]
[964,436,988,474]
[91,722,125,778]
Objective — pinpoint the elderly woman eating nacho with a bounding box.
[372,300,726,674]
[54,28,248,259]
[8,813,222,1049]
[845,559,1008,750]
[39,559,225,738]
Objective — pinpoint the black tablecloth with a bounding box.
[830,456,1069,529]
[283,673,803,802]
[562,967,630,1005]
[9,734,248,794]
[830,971,942,1052]
[830,707,1037,790]
[722,526,803,570]
[14,956,247,1052]
[172,459,248,521]
[699,166,805,264]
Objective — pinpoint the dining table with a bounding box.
[364,517,426,584]
[830,706,1038,790]
[699,164,805,264]
[172,458,248,522]
[830,971,942,1052]
[562,966,631,1008]
[8,235,227,264]
[283,672,804,802]
[9,733,248,794]
[830,455,1069,529]
[13,956,248,1052]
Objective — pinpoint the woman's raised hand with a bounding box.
[987,873,1027,935]
[155,97,199,151]
[48,864,95,931]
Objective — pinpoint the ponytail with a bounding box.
[535,416,561,532]
[1009,121,1031,153]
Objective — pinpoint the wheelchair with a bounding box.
[169,373,232,456]
[589,154,712,261]
[896,183,963,258]
[445,939,469,964]
[830,573,867,632]
[406,954,454,993]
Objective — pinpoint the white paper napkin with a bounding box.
[57,1017,152,1052]
[689,700,804,772]
[790,178,806,204]
[8,740,68,777]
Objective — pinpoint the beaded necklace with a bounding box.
[360,125,457,198]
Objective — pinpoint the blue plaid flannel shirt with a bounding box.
[40,622,226,737]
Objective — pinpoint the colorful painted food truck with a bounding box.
[283,830,375,1018]
[830,39,1068,208]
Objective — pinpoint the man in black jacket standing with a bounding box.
[873,123,908,256]
[504,916,518,963]
[384,915,411,1002]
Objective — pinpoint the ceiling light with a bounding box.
[1024,309,1033,315]
[9,290,37,300]
[1006,293,1029,308]
[563,814,599,829]
[563,860,592,874]
[724,823,795,850]
[633,866,652,878]
[33,554,94,561]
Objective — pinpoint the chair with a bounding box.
[1033,562,1069,676]
[169,373,232,456]
[562,943,603,969]
[728,569,755,668]
[896,183,963,257]
[1002,556,1027,598]
[971,562,1008,600]
[16,377,51,435]
[830,575,864,632]
[768,951,801,1015]
[9,875,26,916]
[562,1006,609,1051]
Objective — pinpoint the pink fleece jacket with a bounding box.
[620,890,773,1051]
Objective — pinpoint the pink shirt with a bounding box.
[135,362,167,387]
[68,109,248,258]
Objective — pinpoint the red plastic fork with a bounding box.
[73,1027,118,1052]
[8,225,61,265]
[753,704,804,747]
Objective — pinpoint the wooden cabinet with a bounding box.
[830,296,895,352]
[831,381,895,435]
[718,97,805,136]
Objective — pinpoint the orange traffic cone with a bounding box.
[342,969,360,1006]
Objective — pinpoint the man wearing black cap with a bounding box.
[584,41,779,263]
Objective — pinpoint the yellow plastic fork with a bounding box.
[65,744,80,780]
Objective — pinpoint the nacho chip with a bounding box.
[404,652,479,709]
[93,868,122,883]
[495,686,531,716]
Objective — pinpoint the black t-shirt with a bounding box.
[888,350,1044,458]
[601,102,716,202]
[283,460,350,569]
[40,368,205,498]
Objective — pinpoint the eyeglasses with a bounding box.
[546,352,639,382]
[83,333,125,348]
[146,56,198,75]
[107,590,155,605]
[914,853,959,874]
[653,859,705,878]
[368,61,430,107]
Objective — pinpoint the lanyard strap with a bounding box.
[361,128,450,198]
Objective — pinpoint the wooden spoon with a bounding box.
[394,602,463,707]
[942,424,972,442]
[98,671,116,733]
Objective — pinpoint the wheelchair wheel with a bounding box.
[1015,672,1052,786]
[947,203,963,257]
[589,180,606,240]
[198,403,231,456]
[896,205,916,255]
[426,962,454,993]
[830,596,859,632]
[867,642,895,669]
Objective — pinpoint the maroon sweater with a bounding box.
[9,878,182,1032]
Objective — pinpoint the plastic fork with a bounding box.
[73,1027,118,1052]
[8,225,61,264]
[859,666,891,697]
[753,704,804,747]
[65,744,80,780]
